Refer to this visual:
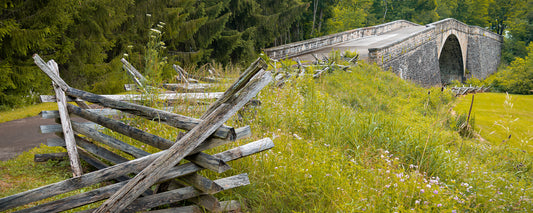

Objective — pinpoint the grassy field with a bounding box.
[0,102,57,123]
[454,93,533,152]
[1,62,531,212]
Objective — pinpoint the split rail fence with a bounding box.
[451,86,490,96]
[122,58,224,93]
[0,55,273,212]
[270,53,358,87]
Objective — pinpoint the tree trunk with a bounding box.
[383,0,388,22]
[318,8,323,34]
[310,0,318,36]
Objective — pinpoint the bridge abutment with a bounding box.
[380,41,441,86]
[466,31,502,80]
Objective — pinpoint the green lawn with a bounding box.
[454,93,533,152]
[0,103,57,123]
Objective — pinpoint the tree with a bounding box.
[436,0,458,19]
[488,0,525,35]
[493,0,531,62]
[460,0,488,26]
[1,0,78,108]
[62,0,133,92]
[368,0,438,25]
[488,43,533,94]
[297,0,335,38]
[210,0,306,64]
[327,0,373,34]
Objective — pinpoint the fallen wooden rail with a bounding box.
[0,55,272,213]
[40,92,223,103]
[451,86,490,95]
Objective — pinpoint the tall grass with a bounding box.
[215,62,532,212]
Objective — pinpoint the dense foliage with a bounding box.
[486,43,533,94]
[0,0,307,108]
[1,0,531,109]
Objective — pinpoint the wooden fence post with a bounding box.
[47,60,83,177]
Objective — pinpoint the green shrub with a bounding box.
[343,50,358,59]
[486,43,533,94]
[451,113,476,138]
[448,77,486,88]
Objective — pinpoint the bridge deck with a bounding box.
[293,26,427,62]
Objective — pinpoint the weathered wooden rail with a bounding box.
[269,52,358,87]
[0,55,273,212]
[122,58,224,93]
[451,86,490,96]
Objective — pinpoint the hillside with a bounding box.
[0,62,531,212]
[217,62,532,211]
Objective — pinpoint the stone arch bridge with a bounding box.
[264,18,502,86]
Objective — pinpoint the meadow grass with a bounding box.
[214,62,532,212]
[0,102,57,123]
[454,93,533,152]
[0,62,531,212]
[0,90,138,124]
[0,146,105,212]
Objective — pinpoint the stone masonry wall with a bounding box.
[368,26,435,66]
[466,34,502,79]
[380,40,441,86]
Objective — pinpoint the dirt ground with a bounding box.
[0,116,56,161]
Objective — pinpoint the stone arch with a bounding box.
[438,34,464,85]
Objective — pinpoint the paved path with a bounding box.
[0,116,56,161]
[294,26,427,61]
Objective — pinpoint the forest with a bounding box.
[1,0,532,109]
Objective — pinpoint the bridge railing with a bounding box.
[368,26,436,66]
[430,18,502,42]
[263,20,419,60]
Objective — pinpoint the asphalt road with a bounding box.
[0,116,56,161]
[293,26,428,62]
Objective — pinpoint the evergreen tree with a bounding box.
[1,0,77,108]
[211,0,306,64]
[300,0,336,38]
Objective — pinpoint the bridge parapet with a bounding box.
[368,26,435,66]
[263,20,419,60]
[431,18,502,42]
